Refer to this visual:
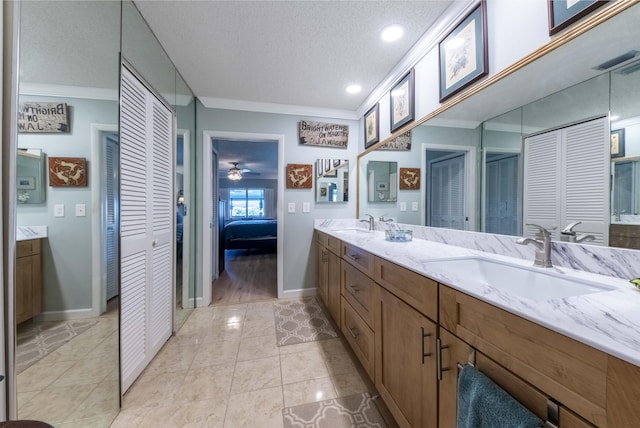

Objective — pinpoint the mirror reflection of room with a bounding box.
[315,159,349,203]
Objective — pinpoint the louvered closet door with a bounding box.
[524,117,609,244]
[120,65,174,393]
[563,117,609,245]
[524,131,562,239]
[105,137,119,301]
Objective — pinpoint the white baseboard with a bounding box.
[280,288,318,299]
[37,308,98,322]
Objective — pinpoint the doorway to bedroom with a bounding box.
[212,138,279,305]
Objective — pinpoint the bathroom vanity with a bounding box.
[315,223,640,427]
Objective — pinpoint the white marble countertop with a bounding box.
[17,225,48,241]
[315,222,640,367]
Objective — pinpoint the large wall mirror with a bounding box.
[16,149,45,204]
[358,2,640,250]
[15,1,122,425]
[13,0,198,424]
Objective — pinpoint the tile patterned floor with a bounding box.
[16,310,120,428]
[111,300,379,428]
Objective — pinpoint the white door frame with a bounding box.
[201,130,285,307]
[177,129,193,309]
[421,143,477,230]
[91,123,118,317]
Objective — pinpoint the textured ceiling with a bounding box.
[134,0,455,113]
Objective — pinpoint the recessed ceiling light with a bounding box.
[346,84,362,94]
[381,25,404,42]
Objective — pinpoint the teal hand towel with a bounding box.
[457,365,543,428]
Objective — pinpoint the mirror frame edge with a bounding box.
[356,0,633,219]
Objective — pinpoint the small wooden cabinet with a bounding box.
[375,286,437,428]
[316,231,341,323]
[16,239,43,324]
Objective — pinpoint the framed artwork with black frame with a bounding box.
[364,103,380,149]
[438,0,488,102]
[611,129,625,158]
[390,69,415,132]
[548,0,607,36]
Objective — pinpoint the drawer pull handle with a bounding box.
[421,328,432,364]
[347,326,360,339]
[347,285,360,294]
[349,253,360,260]
[436,338,450,381]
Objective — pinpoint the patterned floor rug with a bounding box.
[274,298,338,346]
[283,392,388,428]
[16,319,98,374]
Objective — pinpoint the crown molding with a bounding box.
[19,83,119,101]
[356,0,478,118]
[198,96,359,121]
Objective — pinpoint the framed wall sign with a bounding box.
[286,164,313,188]
[390,69,415,132]
[548,0,607,36]
[48,157,87,187]
[438,1,488,102]
[364,103,380,149]
[399,168,421,190]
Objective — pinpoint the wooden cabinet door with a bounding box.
[438,328,474,428]
[326,250,341,324]
[316,243,328,306]
[15,255,36,324]
[376,287,437,428]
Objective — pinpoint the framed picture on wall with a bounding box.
[611,129,625,158]
[390,69,415,132]
[548,0,607,35]
[364,103,380,149]
[438,0,488,102]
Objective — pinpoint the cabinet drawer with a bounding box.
[16,239,41,258]
[374,256,438,321]
[341,260,376,328]
[341,297,374,380]
[342,243,374,276]
[440,285,607,426]
[316,230,341,255]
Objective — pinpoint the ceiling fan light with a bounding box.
[228,162,243,180]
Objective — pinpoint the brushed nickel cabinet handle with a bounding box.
[436,338,450,381]
[347,326,359,339]
[421,328,432,364]
[347,285,360,294]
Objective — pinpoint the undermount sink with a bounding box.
[424,257,614,301]
[331,228,372,234]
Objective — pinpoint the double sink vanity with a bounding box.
[315,220,640,427]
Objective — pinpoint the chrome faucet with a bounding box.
[516,224,553,268]
[378,215,393,222]
[360,214,374,231]
[560,221,595,243]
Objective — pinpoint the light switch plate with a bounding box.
[411,202,419,211]
[54,204,65,217]
[288,202,296,213]
[302,202,310,213]
[400,202,407,212]
[75,203,86,217]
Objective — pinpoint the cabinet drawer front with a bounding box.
[16,239,41,258]
[342,243,374,276]
[326,235,341,254]
[374,256,437,321]
[451,289,607,426]
[341,260,376,328]
[341,297,374,380]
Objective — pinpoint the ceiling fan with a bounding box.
[228,162,260,180]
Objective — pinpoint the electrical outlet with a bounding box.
[288,202,296,213]
[54,204,65,217]
[411,202,419,211]
[75,204,86,217]
[302,202,310,213]
[400,202,407,212]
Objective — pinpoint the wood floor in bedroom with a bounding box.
[212,249,278,305]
